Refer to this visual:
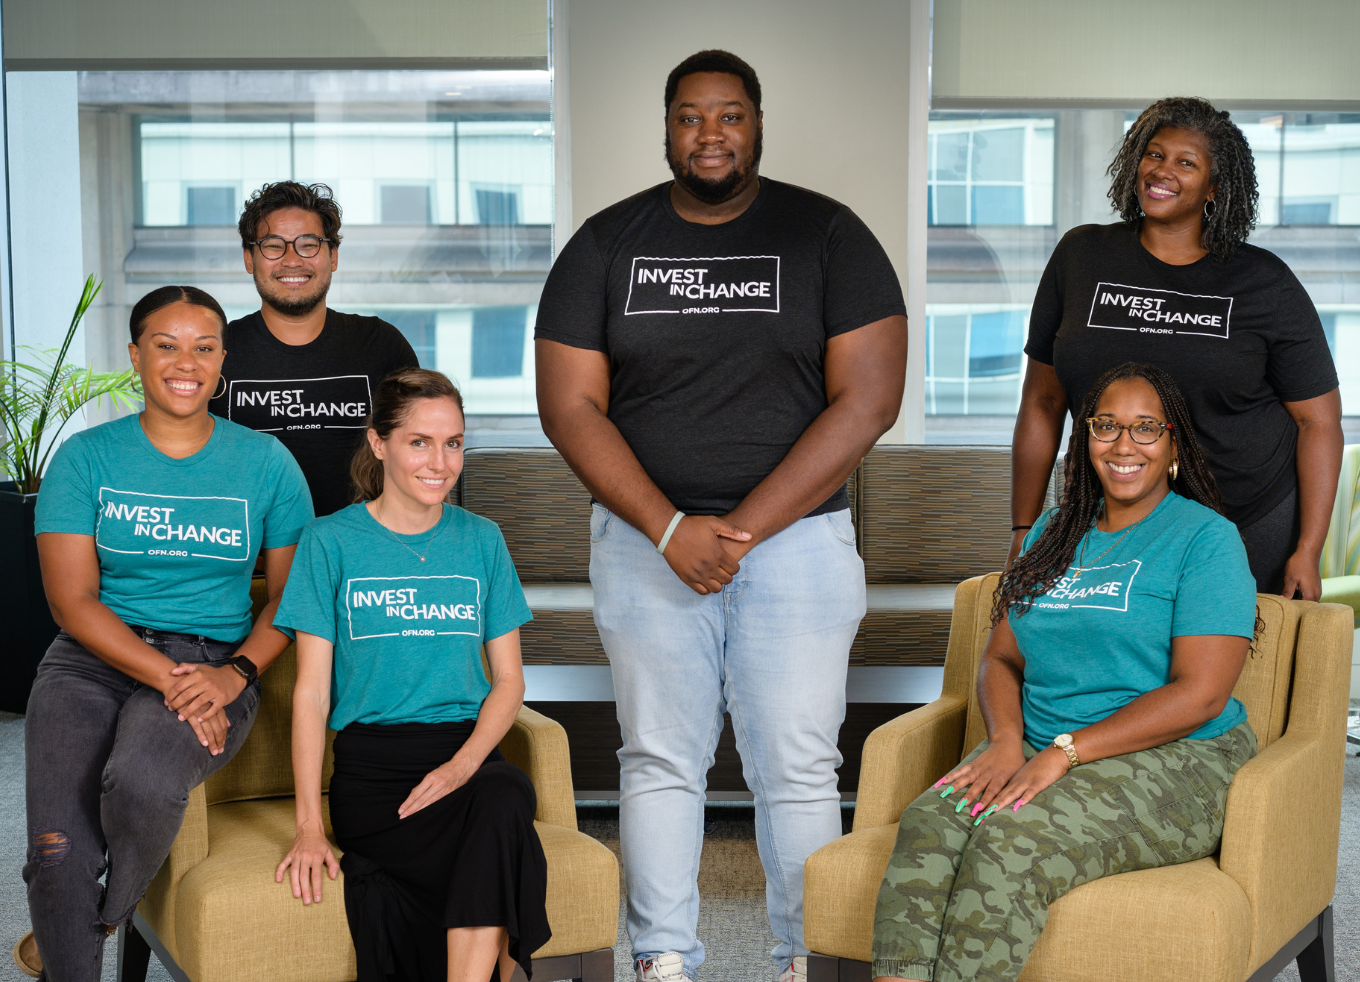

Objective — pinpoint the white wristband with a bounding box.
[656,511,685,555]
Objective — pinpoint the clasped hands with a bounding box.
[661,514,754,595]
[161,662,248,756]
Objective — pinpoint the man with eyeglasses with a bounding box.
[210,181,418,516]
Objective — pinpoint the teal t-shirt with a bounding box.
[1009,491,1256,748]
[34,413,313,642]
[274,503,533,729]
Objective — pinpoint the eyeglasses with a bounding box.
[1086,416,1172,444]
[249,234,333,260]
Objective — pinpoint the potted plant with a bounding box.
[0,276,142,711]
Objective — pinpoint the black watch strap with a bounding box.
[228,654,259,684]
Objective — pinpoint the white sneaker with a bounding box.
[778,955,807,982]
[636,951,689,982]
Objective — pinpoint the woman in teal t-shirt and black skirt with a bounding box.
[21,286,313,980]
[871,362,1259,982]
[275,368,549,982]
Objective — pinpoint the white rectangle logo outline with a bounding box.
[624,255,782,315]
[95,487,251,560]
[1043,559,1142,612]
[345,574,483,640]
[1086,281,1233,339]
[227,374,373,432]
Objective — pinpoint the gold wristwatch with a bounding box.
[1052,733,1080,769]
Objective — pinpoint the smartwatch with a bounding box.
[227,654,259,685]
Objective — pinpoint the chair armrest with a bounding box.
[500,704,578,830]
[853,695,968,831]
[1218,601,1352,973]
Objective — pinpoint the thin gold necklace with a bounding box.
[1071,507,1148,583]
[373,507,444,562]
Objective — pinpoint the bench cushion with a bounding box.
[522,583,957,667]
[851,585,957,666]
[522,584,604,664]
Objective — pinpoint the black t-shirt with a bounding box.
[210,309,419,517]
[1027,223,1338,527]
[534,178,905,516]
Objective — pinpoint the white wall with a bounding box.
[7,72,85,365]
[566,0,918,439]
[935,0,1360,107]
[4,0,547,68]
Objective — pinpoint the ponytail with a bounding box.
[350,368,465,502]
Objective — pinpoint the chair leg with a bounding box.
[115,921,152,982]
[1296,905,1335,982]
[579,947,614,982]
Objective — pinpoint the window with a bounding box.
[380,185,433,225]
[185,185,237,226]
[928,118,1053,226]
[80,70,553,415]
[471,306,527,377]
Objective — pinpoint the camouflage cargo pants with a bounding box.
[871,722,1256,982]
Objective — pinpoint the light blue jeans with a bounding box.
[591,505,867,977]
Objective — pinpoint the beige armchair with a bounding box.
[804,573,1351,982]
[116,586,618,982]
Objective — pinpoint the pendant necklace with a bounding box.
[1070,506,1147,583]
[376,509,444,562]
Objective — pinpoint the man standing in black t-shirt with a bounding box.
[208,182,418,516]
[535,51,907,982]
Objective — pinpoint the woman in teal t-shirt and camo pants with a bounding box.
[872,363,1259,982]
[20,286,313,979]
[275,368,549,982]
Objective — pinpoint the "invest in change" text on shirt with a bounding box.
[35,414,314,641]
[534,178,906,517]
[274,503,532,729]
[210,310,419,518]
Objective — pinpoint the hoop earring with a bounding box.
[211,376,226,400]
[1169,458,1179,481]
[1203,199,1216,222]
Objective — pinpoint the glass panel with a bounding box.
[927,111,1072,426]
[471,306,528,377]
[78,69,552,416]
[970,126,1024,182]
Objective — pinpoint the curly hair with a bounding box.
[992,362,1221,626]
[237,181,343,251]
[1106,97,1258,260]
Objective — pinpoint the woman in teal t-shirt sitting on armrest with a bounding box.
[872,362,1259,982]
[19,286,313,980]
[274,368,549,982]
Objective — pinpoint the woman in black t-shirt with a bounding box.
[1011,97,1342,597]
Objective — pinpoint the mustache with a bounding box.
[663,131,762,205]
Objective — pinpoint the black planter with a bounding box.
[0,482,58,713]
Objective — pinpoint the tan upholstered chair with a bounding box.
[804,574,1351,982]
[118,584,618,982]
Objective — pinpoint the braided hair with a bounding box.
[992,363,1221,626]
[1106,97,1259,260]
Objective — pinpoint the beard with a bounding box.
[665,129,762,205]
[256,274,329,317]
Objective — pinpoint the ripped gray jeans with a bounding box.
[23,629,259,981]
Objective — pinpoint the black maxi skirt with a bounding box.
[329,720,551,981]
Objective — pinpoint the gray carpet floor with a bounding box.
[0,709,1352,982]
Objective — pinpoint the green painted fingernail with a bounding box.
[973,815,984,826]
[954,798,969,813]
[984,805,999,817]
[939,785,955,798]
